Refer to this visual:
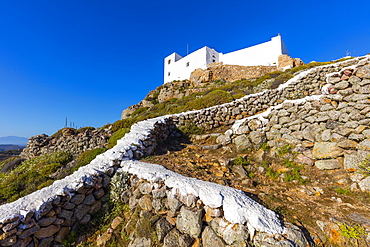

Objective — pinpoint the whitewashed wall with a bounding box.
[219,35,289,67]
[163,35,289,84]
[164,47,218,83]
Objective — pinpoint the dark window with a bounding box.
[168,72,170,76]
[186,62,190,67]
[168,59,171,64]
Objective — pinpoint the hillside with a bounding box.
[0,55,370,247]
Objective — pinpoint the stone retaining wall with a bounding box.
[172,56,369,130]
[105,161,308,246]
[20,128,113,159]
[0,118,174,246]
[216,58,370,192]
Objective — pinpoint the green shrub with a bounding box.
[111,119,137,132]
[260,143,270,151]
[266,167,280,180]
[233,156,248,166]
[339,223,366,239]
[232,93,245,99]
[131,107,149,117]
[108,128,130,149]
[0,151,72,203]
[76,126,95,133]
[335,187,353,196]
[76,148,108,170]
[277,144,294,156]
[51,127,76,138]
[185,90,234,110]
[178,124,205,136]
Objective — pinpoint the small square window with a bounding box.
[168,72,170,76]
[186,62,190,67]
[168,59,171,64]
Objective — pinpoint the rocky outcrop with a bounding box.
[20,128,113,159]
[189,63,277,85]
[278,54,305,70]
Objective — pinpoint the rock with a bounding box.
[0,158,26,173]
[96,232,112,247]
[176,207,203,238]
[128,237,152,247]
[312,142,343,159]
[38,216,56,227]
[249,131,266,147]
[358,139,370,150]
[34,224,61,239]
[210,218,249,245]
[356,64,370,78]
[54,227,71,243]
[315,159,341,170]
[358,176,370,192]
[38,236,54,247]
[83,194,96,205]
[344,150,370,171]
[231,165,248,178]
[156,217,173,242]
[337,139,358,149]
[202,226,225,247]
[138,195,153,211]
[71,194,85,205]
[73,204,90,221]
[234,135,252,151]
[0,234,17,246]
[163,229,194,247]
[18,225,40,239]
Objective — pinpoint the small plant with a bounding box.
[107,128,130,148]
[110,171,130,203]
[75,148,108,171]
[339,223,366,239]
[111,119,137,132]
[266,167,280,180]
[261,160,270,168]
[233,156,249,166]
[277,144,294,156]
[358,154,370,176]
[335,187,353,196]
[260,143,270,151]
[178,124,205,136]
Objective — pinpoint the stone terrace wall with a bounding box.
[0,118,174,246]
[20,128,113,159]
[217,60,370,192]
[0,115,300,246]
[104,160,308,246]
[173,56,370,130]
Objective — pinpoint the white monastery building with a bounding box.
[164,34,289,84]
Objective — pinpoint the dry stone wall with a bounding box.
[20,128,113,159]
[0,118,175,246]
[216,57,370,192]
[172,56,369,130]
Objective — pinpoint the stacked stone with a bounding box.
[172,56,367,130]
[224,62,370,192]
[0,117,176,246]
[0,169,114,247]
[115,174,308,247]
[20,128,113,159]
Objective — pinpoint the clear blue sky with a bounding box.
[0,0,369,138]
